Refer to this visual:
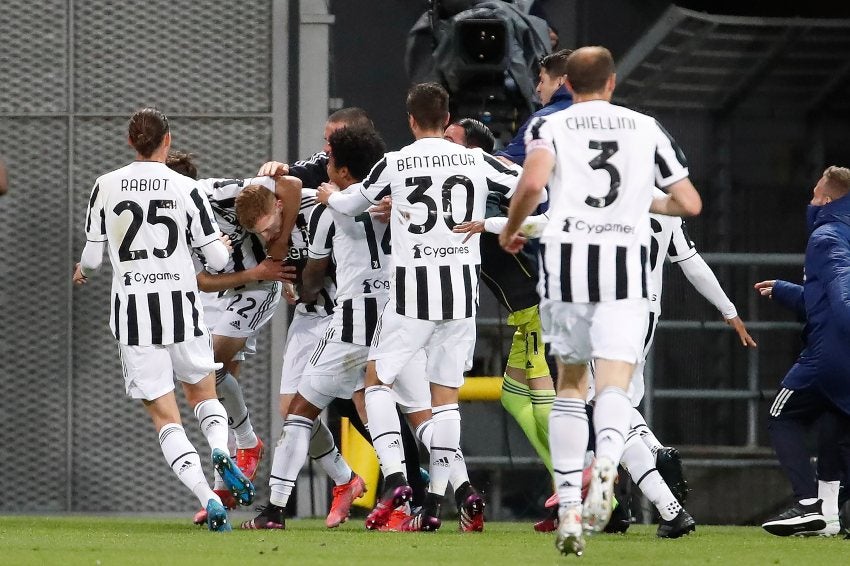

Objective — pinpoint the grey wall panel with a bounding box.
[0,0,68,113]
[0,117,70,511]
[73,0,272,114]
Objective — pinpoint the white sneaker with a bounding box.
[555,506,585,557]
[582,456,617,533]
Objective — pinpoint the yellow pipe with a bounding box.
[459,376,504,401]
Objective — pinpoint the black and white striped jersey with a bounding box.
[196,176,275,276]
[294,188,335,317]
[526,100,690,303]
[308,186,391,345]
[358,138,519,320]
[648,188,696,312]
[84,161,222,345]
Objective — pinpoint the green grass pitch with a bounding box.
[1,515,846,565]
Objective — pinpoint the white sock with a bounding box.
[819,480,840,518]
[364,385,404,477]
[550,398,588,509]
[216,370,258,449]
[622,428,681,520]
[630,408,663,455]
[309,419,353,485]
[415,419,470,491]
[158,423,217,507]
[269,414,313,507]
[193,398,230,454]
[593,387,632,465]
[428,404,461,497]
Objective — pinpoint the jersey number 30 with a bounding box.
[405,175,474,234]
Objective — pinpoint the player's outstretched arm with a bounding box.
[74,240,105,284]
[318,181,372,216]
[651,178,702,217]
[500,149,552,253]
[677,252,756,347]
[257,161,289,178]
[196,263,295,293]
[725,316,757,348]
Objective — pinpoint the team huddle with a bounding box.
[74,46,764,557]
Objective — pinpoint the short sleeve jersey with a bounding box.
[358,137,519,320]
[84,161,221,345]
[294,188,336,317]
[647,189,697,311]
[526,100,690,303]
[308,184,391,344]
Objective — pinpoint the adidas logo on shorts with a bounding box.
[435,456,451,467]
[230,320,241,329]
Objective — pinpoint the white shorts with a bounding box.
[392,350,432,414]
[119,335,221,401]
[369,308,476,389]
[200,291,248,361]
[587,308,658,407]
[280,312,332,395]
[212,283,281,340]
[539,297,649,365]
[299,338,368,409]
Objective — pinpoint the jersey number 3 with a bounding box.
[585,140,620,208]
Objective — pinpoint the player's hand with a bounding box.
[282,281,299,305]
[368,196,392,223]
[219,234,233,254]
[72,263,88,285]
[252,259,296,283]
[753,280,775,299]
[453,220,485,244]
[726,316,757,348]
[499,230,527,254]
[257,161,289,178]
[316,182,339,205]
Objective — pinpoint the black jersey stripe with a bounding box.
[126,295,139,346]
[308,204,328,245]
[362,157,388,189]
[463,265,473,318]
[439,265,453,319]
[587,245,600,302]
[483,153,519,176]
[615,246,628,300]
[415,266,429,319]
[147,293,163,344]
[86,184,100,232]
[341,299,354,343]
[113,294,121,342]
[396,266,406,316]
[190,188,216,236]
[172,290,184,342]
[640,245,649,298]
[187,291,203,337]
[364,297,379,346]
[560,243,572,302]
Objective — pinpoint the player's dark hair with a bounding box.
[165,150,198,180]
[406,82,450,131]
[327,107,373,130]
[328,127,386,182]
[128,107,170,158]
[540,48,572,78]
[455,118,496,153]
[565,46,615,95]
